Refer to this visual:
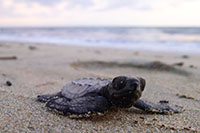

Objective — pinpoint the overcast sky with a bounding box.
[0,0,200,27]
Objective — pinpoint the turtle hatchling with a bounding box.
[37,76,183,117]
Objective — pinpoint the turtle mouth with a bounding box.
[111,90,141,106]
[112,90,139,99]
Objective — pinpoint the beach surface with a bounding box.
[0,42,200,132]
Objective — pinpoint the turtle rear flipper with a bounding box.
[133,99,184,114]
[46,95,111,117]
[37,92,63,103]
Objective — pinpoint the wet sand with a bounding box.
[0,41,200,132]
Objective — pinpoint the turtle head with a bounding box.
[108,76,146,107]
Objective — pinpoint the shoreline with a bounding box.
[0,41,200,132]
[1,40,200,55]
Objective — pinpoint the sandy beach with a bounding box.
[0,41,200,132]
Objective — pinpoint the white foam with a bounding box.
[0,27,200,54]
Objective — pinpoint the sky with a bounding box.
[0,0,200,27]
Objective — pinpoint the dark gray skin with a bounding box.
[37,76,183,117]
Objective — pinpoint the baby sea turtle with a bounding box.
[37,76,183,117]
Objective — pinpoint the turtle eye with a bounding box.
[113,79,126,90]
[118,80,126,90]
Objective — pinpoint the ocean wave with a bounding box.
[0,27,200,53]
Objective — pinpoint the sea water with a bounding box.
[0,27,200,53]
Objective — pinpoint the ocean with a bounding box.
[0,27,200,53]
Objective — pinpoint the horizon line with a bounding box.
[1,25,200,28]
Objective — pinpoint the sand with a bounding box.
[0,41,200,132]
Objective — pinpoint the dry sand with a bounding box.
[0,41,200,132]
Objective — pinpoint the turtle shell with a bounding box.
[61,78,110,99]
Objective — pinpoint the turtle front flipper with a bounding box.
[46,95,111,117]
[37,92,62,103]
[133,99,184,114]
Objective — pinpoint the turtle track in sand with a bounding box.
[70,60,190,77]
